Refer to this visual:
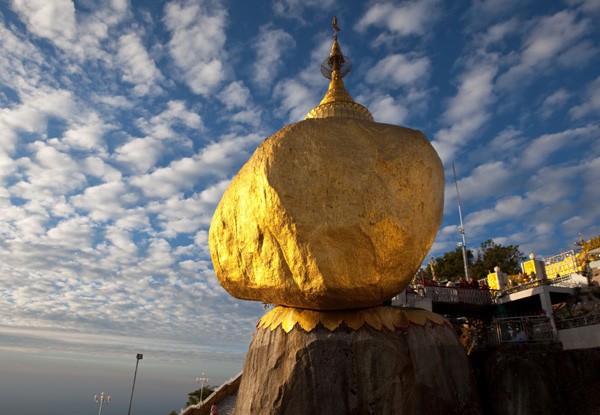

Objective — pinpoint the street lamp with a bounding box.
[127,353,143,415]
[453,163,470,281]
[196,373,210,405]
[94,392,111,415]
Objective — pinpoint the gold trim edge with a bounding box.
[258,306,450,333]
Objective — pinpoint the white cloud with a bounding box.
[355,0,441,36]
[468,0,522,21]
[497,10,593,89]
[45,216,95,250]
[10,0,76,45]
[476,17,519,49]
[164,0,228,95]
[368,94,408,124]
[137,100,203,140]
[0,88,75,154]
[432,64,497,163]
[566,0,600,13]
[116,33,164,96]
[62,113,110,154]
[539,88,571,119]
[443,65,496,125]
[446,161,514,208]
[570,76,600,119]
[147,179,230,238]
[485,127,524,156]
[130,133,262,198]
[83,156,122,182]
[70,180,137,222]
[10,141,87,200]
[115,137,164,173]
[272,0,336,21]
[230,108,263,127]
[366,54,430,87]
[252,26,295,89]
[0,18,46,87]
[273,79,317,122]
[465,195,536,228]
[219,81,251,110]
[522,126,598,167]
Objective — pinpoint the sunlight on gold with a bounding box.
[258,306,449,333]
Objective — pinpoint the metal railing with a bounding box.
[468,315,556,351]
[419,285,496,306]
[493,315,556,343]
[500,273,589,296]
[501,279,546,295]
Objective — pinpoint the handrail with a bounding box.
[180,372,243,415]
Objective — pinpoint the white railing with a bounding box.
[419,285,495,305]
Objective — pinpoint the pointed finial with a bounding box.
[333,16,340,38]
[305,16,373,122]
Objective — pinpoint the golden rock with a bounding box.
[209,117,444,310]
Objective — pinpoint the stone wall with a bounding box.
[470,345,600,415]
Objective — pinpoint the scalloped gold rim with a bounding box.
[257,306,449,333]
[305,101,374,122]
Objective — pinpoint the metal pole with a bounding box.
[453,163,470,281]
[128,353,143,415]
[95,392,110,415]
[196,373,210,405]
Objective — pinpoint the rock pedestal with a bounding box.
[235,306,482,415]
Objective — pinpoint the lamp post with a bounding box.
[453,163,470,281]
[94,392,111,415]
[127,353,143,415]
[196,373,210,405]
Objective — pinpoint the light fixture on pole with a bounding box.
[127,353,143,415]
[196,372,210,405]
[94,392,111,415]
[453,163,470,281]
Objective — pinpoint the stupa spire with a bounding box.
[305,17,374,122]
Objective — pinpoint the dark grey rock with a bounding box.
[235,314,481,415]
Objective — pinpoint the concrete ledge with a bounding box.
[559,324,600,350]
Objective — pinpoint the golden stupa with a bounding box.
[209,18,444,310]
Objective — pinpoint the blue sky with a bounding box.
[0,0,599,413]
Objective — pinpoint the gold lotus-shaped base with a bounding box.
[257,306,449,333]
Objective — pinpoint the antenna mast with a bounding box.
[453,163,470,281]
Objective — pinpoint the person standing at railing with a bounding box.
[459,276,468,288]
[468,277,479,289]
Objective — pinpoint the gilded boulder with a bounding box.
[209,117,443,310]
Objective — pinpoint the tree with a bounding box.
[469,239,525,279]
[430,247,474,281]
[423,239,525,282]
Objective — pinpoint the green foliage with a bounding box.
[469,239,525,279]
[426,239,525,282]
[431,247,474,281]
[185,387,215,407]
[168,411,177,415]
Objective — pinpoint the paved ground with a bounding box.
[213,390,237,415]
